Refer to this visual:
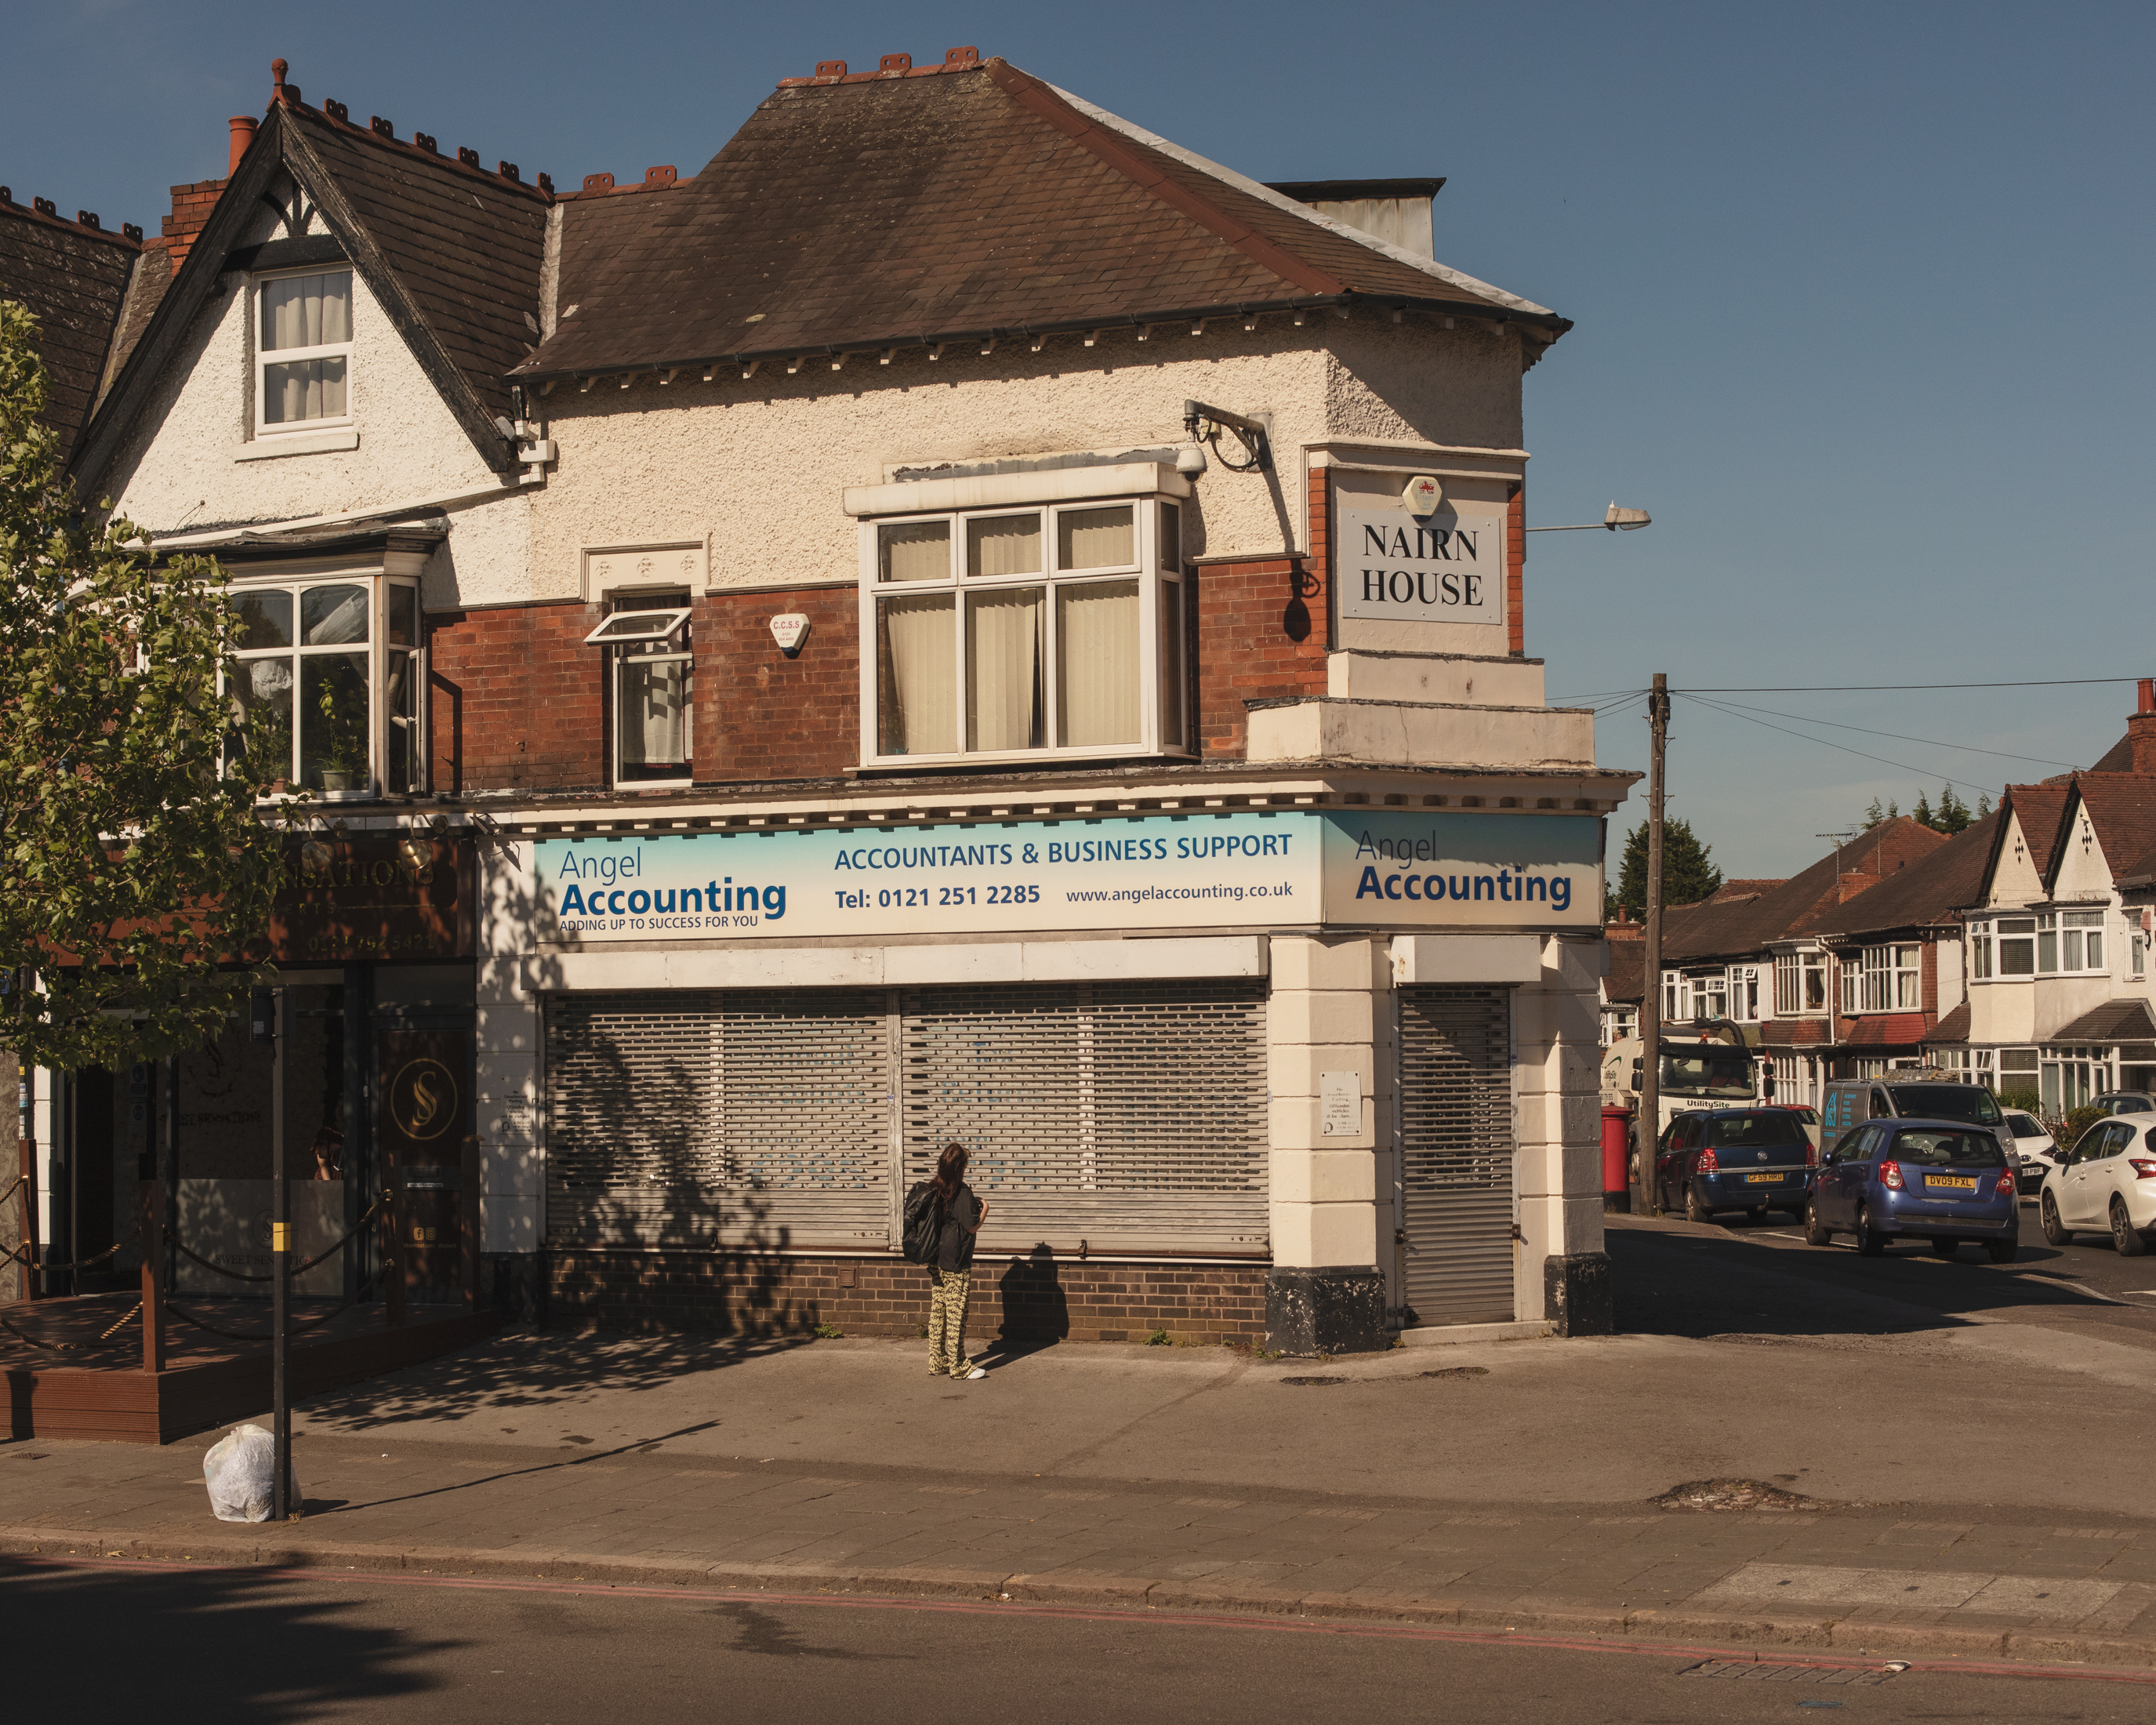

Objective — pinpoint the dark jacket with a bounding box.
[936,1182,980,1271]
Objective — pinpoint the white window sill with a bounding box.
[235,427,360,461]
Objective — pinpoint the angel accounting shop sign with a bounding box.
[529,808,1600,941]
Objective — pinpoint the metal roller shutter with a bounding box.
[1398,986,1515,1326]
[546,989,891,1249]
[900,979,1269,1257]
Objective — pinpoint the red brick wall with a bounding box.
[158,178,225,270]
[427,601,607,794]
[546,1248,1269,1344]
[1507,483,1526,656]
[425,584,861,795]
[1193,466,1331,759]
[691,583,858,781]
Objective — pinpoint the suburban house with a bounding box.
[1936,695,2156,1108]
[23,50,1635,1354]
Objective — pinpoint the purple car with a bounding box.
[1805,1117,2018,1261]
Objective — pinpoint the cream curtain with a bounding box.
[967,587,1044,751]
[1058,505,1134,571]
[878,520,951,583]
[621,658,688,768]
[878,595,956,755]
[1058,580,1140,746]
[967,514,1041,578]
[262,271,351,424]
[261,271,351,350]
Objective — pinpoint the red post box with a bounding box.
[1601,1105,1633,1213]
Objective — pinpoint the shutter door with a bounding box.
[901,979,1269,1256]
[546,989,890,1249]
[1398,986,1515,1326]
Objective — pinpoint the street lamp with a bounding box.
[1526,503,1652,533]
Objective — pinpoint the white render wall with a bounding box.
[1268,935,1385,1269]
[96,195,534,607]
[1511,936,1607,1322]
[524,319,1526,603]
[475,841,543,1256]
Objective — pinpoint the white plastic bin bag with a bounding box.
[201,1423,299,1523]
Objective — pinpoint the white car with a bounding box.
[2004,1109,2062,1187]
[2040,1117,2156,1255]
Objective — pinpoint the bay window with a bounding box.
[861,496,1189,764]
[230,574,420,798]
[585,599,693,787]
[1995,917,2036,975]
[2038,909,2104,974]
[1969,919,1992,979]
[257,268,353,430]
[1773,949,1827,1016]
[1853,943,1922,1011]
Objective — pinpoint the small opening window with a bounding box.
[590,600,692,786]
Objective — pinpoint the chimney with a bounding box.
[229,117,257,175]
[2129,678,2156,773]
[1264,177,1442,259]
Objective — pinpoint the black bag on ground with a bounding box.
[901,1180,941,1265]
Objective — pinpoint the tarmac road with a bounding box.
[8,1556,2153,1725]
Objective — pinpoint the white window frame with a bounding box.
[253,264,356,438]
[1969,918,1993,980]
[856,495,1190,768]
[2050,908,2105,975]
[588,601,694,790]
[1853,942,1922,1012]
[227,569,423,800]
[1996,916,2037,975]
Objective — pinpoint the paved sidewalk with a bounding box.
[7,1324,2156,1669]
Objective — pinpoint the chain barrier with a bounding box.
[165,1262,387,1342]
[171,1197,386,1284]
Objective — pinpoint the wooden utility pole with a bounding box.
[1636,673,1669,1218]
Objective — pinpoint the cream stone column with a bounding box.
[1510,935,1610,1333]
[1266,934,1387,1353]
[474,841,543,1317]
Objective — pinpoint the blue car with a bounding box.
[1805,1116,2019,1261]
[1655,1108,1816,1222]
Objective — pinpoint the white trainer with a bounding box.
[964,1367,987,1380]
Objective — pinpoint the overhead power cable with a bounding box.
[1690,695,2078,769]
[1676,692,2001,784]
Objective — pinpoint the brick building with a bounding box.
[38,51,1633,1353]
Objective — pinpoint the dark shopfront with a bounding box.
[50,836,477,1306]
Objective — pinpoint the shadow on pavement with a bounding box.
[297,1327,811,1431]
[0,1556,448,1718]
[1610,1215,2120,1340]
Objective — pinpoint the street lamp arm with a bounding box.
[1525,503,1651,533]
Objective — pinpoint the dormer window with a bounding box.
[257,268,353,430]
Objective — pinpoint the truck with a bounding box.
[1600,1021,1759,1148]
[1819,1071,2015,1160]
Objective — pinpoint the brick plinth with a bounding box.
[545,1249,1269,1344]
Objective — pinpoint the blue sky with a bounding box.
[10,1,2152,877]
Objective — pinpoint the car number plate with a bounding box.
[1744,1173,1781,1184]
[1926,1176,1977,1190]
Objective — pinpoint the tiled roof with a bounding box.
[1661,818,1946,963]
[2060,775,2156,895]
[1843,1012,1928,1048]
[1927,1003,1971,1044]
[2002,784,2071,881]
[519,58,1565,380]
[1807,811,2000,939]
[1604,935,1644,1006]
[2045,998,2156,1044]
[75,92,546,488]
[286,103,549,422]
[0,192,144,462]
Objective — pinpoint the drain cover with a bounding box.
[1279,1375,1346,1386]
[1679,1661,1893,1687]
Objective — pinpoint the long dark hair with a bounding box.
[933,1142,968,1214]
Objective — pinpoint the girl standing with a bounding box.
[927,1142,988,1380]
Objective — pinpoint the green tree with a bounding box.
[1976,792,1994,819]
[1615,817,1723,921]
[0,300,286,1073]
[1932,783,1972,835]
[1911,790,1933,829]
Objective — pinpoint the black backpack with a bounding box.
[901,1181,942,1265]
